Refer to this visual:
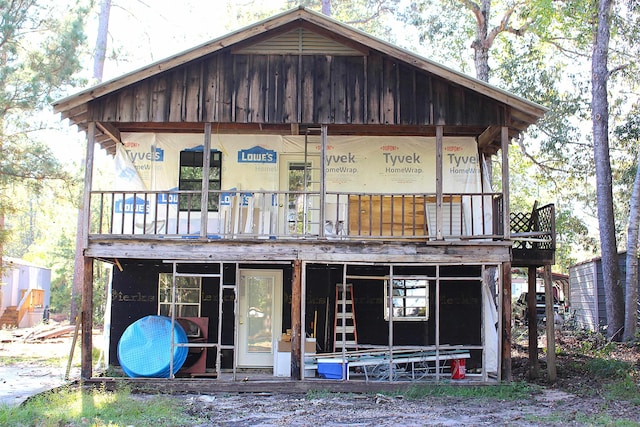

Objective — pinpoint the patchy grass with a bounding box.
[393,381,537,400]
[584,358,632,379]
[602,377,640,404]
[0,385,206,427]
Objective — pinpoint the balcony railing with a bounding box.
[89,189,510,241]
[510,202,555,250]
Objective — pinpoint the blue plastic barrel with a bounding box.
[117,315,188,378]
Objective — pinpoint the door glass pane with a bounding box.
[246,277,274,353]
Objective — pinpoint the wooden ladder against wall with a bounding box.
[334,283,359,352]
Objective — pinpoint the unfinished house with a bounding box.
[53,7,554,383]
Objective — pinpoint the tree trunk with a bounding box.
[592,0,624,341]
[623,150,640,341]
[72,0,112,323]
[93,0,112,83]
[322,0,331,16]
[471,0,490,81]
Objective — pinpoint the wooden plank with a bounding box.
[346,56,365,124]
[98,94,117,122]
[184,62,203,122]
[151,76,169,122]
[283,54,298,123]
[168,68,186,122]
[432,78,448,125]
[27,325,76,341]
[84,238,512,263]
[332,56,347,124]
[203,56,218,122]
[366,54,382,124]
[248,55,267,122]
[117,88,134,121]
[132,80,150,121]
[398,65,415,125]
[300,55,315,123]
[415,72,431,125]
[233,54,250,122]
[218,52,234,122]
[81,376,498,393]
[449,86,464,126]
[314,55,331,123]
[348,195,428,237]
[382,58,396,124]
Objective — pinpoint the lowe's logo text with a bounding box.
[114,197,150,214]
[158,189,179,205]
[237,146,277,163]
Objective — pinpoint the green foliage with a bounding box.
[584,357,632,379]
[285,0,400,37]
[0,0,88,321]
[0,386,206,427]
[0,0,88,112]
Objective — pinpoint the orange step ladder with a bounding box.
[334,283,358,352]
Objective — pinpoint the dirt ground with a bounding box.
[1,323,639,426]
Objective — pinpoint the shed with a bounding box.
[568,252,639,331]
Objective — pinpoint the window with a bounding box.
[158,273,201,318]
[384,279,429,321]
[179,149,221,212]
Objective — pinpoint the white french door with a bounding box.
[237,269,283,367]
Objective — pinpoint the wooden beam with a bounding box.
[84,239,513,264]
[81,256,94,379]
[436,126,443,240]
[200,123,212,237]
[82,123,96,248]
[501,127,510,240]
[527,266,539,379]
[96,122,122,146]
[477,126,501,150]
[291,259,302,380]
[544,265,557,381]
[501,262,512,382]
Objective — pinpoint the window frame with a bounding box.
[384,278,429,321]
[178,149,221,212]
[158,273,202,318]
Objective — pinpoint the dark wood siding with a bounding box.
[90,51,504,127]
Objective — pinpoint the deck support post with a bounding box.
[544,265,557,381]
[200,123,212,237]
[501,127,510,240]
[501,261,512,381]
[81,122,96,379]
[435,126,443,240]
[527,266,539,378]
[81,257,94,379]
[291,259,302,379]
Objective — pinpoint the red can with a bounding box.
[451,358,466,379]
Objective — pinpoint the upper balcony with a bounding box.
[89,188,555,262]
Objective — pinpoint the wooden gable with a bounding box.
[54,7,546,155]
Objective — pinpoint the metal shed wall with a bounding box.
[569,253,639,332]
